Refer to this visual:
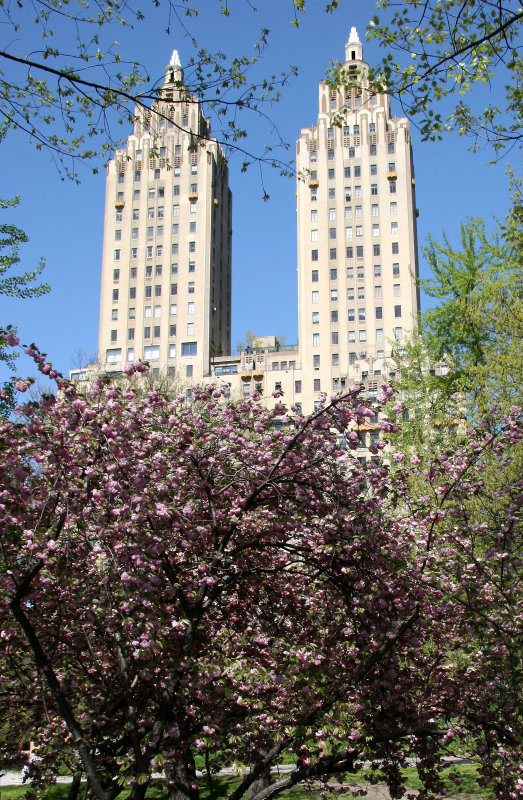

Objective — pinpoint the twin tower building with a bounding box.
[93,29,420,414]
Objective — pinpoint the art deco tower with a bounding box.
[296,27,420,403]
[98,50,232,381]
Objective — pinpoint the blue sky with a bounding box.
[1,0,513,376]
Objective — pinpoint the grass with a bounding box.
[0,764,494,800]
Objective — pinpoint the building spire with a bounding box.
[348,26,361,45]
[169,49,181,67]
[345,25,363,63]
[165,48,183,84]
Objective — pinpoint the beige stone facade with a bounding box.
[78,30,420,420]
[98,50,232,383]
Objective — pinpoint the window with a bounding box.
[156,225,163,237]
[145,306,152,319]
[373,244,381,256]
[369,144,377,156]
[328,150,334,162]
[189,221,196,233]
[393,283,401,297]
[172,224,179,235]
[376,306,383,319]
[155,285,161,297]
[389,181,397,194]
[349,352,356,365]
[374,264,382,277]
[169,325,176,337]
[187,323,194,335]
[357,265,364,278]
[110,329,117,343]
[129,287,136,299]
[312,269,318,282]
[348,147,355,158]
[372,203,378,216]
[327,126,334,138]
[312,291,319,304]
[359,330,366,342]
[347,267,354,279]
[376,328,383,341]
[154,304,161,317]
[154,169,160,180]
[190,183,197,194]
[344,167,351,179]
[332,353,339,367]
[113,268,120,282]
[345,206,353,219]
[310,189,318,201]
[189,241,196,253]
[128,328,134,340]
[112,288,119,301]
[191,164,198,175]
[188,281,195,294]
[313,355,320,368]
[106,348,122,364]
[373,224,380,237]
[377,349,384,359]
[347,287,354,301]
[145,265,152,278]
[354,186,362,197]
[358,287,365,300]
[311,229,318,242]
[313,333,320,346]
[156,245,163,257]
[329,228,336,240]
[171,283,178,296]
[311,209,318,222]
[346,247,353,259]
[371,184,378,195]
[345,187,351,201]
[331,310,338,322]
[390,201,397,214]
[117,191,124,201]
[329,248,336,259]
[111,309,118,321]
[169,343,176,358]
[189,261,195,273]
[348,308,355,321]
[311,250,318,262]
[170,304,177,315]
[313,379,321,392]
[182,342,198,356]
[144,326,151,339]
[374,285,382,298]
[346,227,353,239]
[114,249,121,261]
[356,226,362,237]
[348,330,356,342]
[358,308,366,321]
[117,172,124,184]
[190,202,197,214]
[395,327,403,340]
[173,185,180,197]
[331,331,339,344]
[370,164,377,175]
[355,205,362,218]
[330,268,337,280]
[144,345,160,361]
[172,243,179,255]
[328,168,335,180]
[188,302,195,314]
[392,242,399,254]
[312,311,319,324]
[155,265,162,277]
[115,229,122,242]
[328,188,336,199]
[153,325,160,338]
[157,206,164,218]
[395,305,402,317]
[146,246,153,258]
[354,165,361,177]
[388,142,395,154]
[295,380,302,394]
[393,262,400,276]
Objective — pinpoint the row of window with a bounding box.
[112,281,196,301]
[115,222,198,241]
[311,264,400,282]
[310,181,397,202]
[114,240,198,260]
[311,223,398,241]
[310,141,395,161]
[311,202,397,222]
[118,163,199,183]
[309,242,399,262]
[114,262,197,282]
[110,321,196,343]
[106,341,198,363]
[115,183,202,204]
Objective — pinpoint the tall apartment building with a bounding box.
[98,50,232,382]
[295,27,420,409]
[82,30,420,419]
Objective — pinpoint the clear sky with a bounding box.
[1,0,513,377]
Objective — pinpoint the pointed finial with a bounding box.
[348,26,361,45]
[169,49,181,67]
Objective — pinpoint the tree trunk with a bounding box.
[168,749,199,800]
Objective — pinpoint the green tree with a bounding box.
[0,120,50,414]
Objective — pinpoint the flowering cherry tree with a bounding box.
[0,330,521,800]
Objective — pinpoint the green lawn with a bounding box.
[0,764,493,800]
